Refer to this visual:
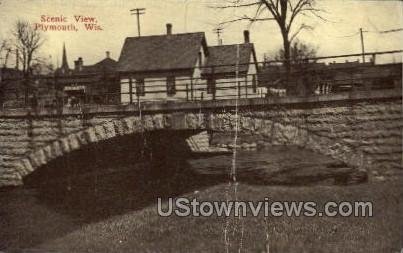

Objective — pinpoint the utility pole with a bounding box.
[213,27,223,45]
[130,8,145,37]
[360,28,365,63]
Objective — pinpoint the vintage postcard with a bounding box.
[0,0,402,252]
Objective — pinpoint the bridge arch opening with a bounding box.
[14,113,212,182]
[22,129,224,222]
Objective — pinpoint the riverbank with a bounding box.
[0,180,402,253]
[0,146,401,252]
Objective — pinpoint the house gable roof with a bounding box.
[79,57,117,74]
[117,32,207,73]
[202,43,257,76]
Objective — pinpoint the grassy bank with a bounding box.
[1,180,402,253]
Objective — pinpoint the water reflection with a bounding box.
[23,133,347,224]
[23,131,226,222]
[1,131,355,250]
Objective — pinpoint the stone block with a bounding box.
[143,115,155,130]
[84,128,98,143]
[76,131,89,145]
[34,149,47,166]
[21,158,34,176]
[28,152,41,169]
[94,125,107,140]
[163,114,172,128]
[132,117,144,132]
[42,145,53,160]
[103,121,117,139]
[122,117,135,134]
[60,137,71,153]
[68,134,81,151]
[113,120,125,136]
[51,141,64,158]
[153,114,165,129]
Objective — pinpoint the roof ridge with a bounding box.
[117,31,207,72]
[208,43,254,48]
[125,31,205,40]
[95,57,117,63]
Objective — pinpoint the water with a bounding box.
[0,135,346,251]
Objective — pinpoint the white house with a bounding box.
[117,24,266,103]
[201,31,266,100]
[117,24,208,103]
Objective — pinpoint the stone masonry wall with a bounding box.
[0,94,401,187]
[210,99,402,180]
[0,114,127,186]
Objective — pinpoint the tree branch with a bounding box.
[219,15,275,26]
[210,1,261,9]
[289,23,312,43]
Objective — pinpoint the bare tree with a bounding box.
[11,20,44,105]
[12,20,44,74]
[214,0,326,93]
[0,38,12,68]
[0,38,12,107]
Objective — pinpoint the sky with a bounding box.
[0,0,402,68]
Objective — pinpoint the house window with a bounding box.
[136,78,145,96]
[167,76,176,96]
[252,75,257,93]
[207,77,216,94]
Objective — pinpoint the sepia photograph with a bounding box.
[0,0,402,252]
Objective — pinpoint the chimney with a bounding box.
[74,60,79,71]
[166,23,172,35]
[78,57,83,71]
[106,51,110,59]
[74,57,83,71]
[243,30,250,43]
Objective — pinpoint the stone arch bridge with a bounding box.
[0,90,401,186]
